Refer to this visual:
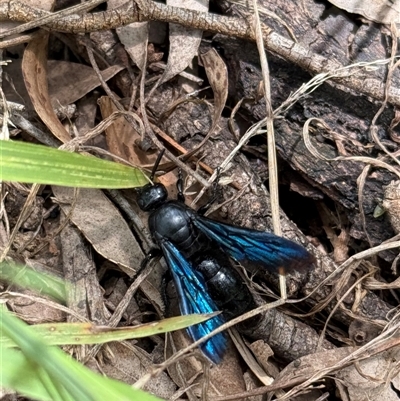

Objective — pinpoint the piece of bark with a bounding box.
[239,302,335,363]
[156,97,393,349]
[215,0,398,252]
[60,221,109,325]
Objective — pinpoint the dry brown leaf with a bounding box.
[328,0,400,24]
[201,48,228,135]
[52,186,164,313]
[336,348,400,400]
[48,61,124,108]
[52,186,143,277]
[117,22,149,70]
[99,96,153,166]
[99,342,176,399]
[274,347,356,389]
[5,60,123,110]
[158,0,208,86]
[8,290,65,324]
[22,30,71,142]
[108,0,149,69]
[60,223,108,326]
[99,96,178,195]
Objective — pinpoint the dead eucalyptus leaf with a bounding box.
[22,30,70,143]
[99,96,154,166]
[48,61,124,108]
[201,48,228,135]
[99,96,178,196]
[8,290,66,324]
[52,186,164,314]
[117,22,149,70]
[4,60,123,110]
[336,348,400,401]
[100,342,176,399]
[274,347,356,389]
[328,0,400,24]
[108,0,149,69]
[52,186,142,277]
[158,0,208,85]
[60,223,108,326]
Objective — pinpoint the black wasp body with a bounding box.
[148,199,256,321]
[137,177,314,364]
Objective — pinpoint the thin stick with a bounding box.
[252,0,286,299]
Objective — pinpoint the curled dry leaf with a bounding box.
[22,30,70,143]
[201,48,228,135]
[158,0,209,86]
[328,0,400,24]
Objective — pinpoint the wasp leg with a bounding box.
[197,167,222,216]
[131,248,162,283]
[140,248,163,270]
[176,169,185,202]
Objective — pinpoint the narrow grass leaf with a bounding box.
[0,140,148,188]
[1,309,163,401]
[1,313,220,347]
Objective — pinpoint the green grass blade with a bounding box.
[0,262,67,302]
[1,314,220,347]
[0,140,148,188]
[1,309,164,401]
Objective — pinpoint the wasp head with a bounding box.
[137,183,168,211]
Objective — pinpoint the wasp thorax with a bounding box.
[137,183,168,211]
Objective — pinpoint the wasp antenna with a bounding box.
[150,148,166,182]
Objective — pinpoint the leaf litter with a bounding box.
[2,0,400,400]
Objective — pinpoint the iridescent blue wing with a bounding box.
[194,216,314,273]
[161,241,228,363]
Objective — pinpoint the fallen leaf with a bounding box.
[52,186,164,315]
[5,60,124,110]
[22,30,70,143]
[99,96,153,166]
[109,0,149,69]
[52,186,143,277]
[328,0,400,24]
[117,22,149,70]
[201,48,228,135]
[99,95,178,194]
[100,342,176,399]
[48,61,124,108]
[158,0,209,85]
[336,348,400,401]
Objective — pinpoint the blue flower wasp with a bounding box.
[136,151,314,363]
